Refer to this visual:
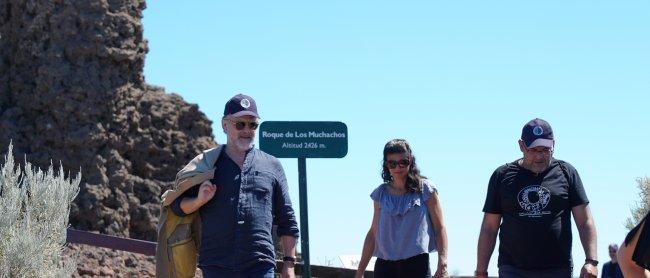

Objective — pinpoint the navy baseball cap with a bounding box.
[521,118,554,148]
[223,94,259,118]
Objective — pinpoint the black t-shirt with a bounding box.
[482,159,589,270]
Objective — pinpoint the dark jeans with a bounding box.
[498,265,572,278]
[200,264,274,278]
[374,253,431,278]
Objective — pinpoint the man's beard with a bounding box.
[531,160,551,173]
[233,138,254,151]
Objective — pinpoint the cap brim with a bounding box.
[229,111,260,118]
[527,138,554,148]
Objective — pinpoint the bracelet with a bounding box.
[584,258,599,266]
[283,256,297,263]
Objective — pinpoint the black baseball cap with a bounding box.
[521,118,554,148]
[223,94,259,118]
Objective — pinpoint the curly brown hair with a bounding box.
[381,139,426,193]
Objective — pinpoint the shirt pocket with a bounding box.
[247,171,274,208]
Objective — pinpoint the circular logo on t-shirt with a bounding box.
[517,185,551,213]
[240,99,251,108]
[533,126,544,136]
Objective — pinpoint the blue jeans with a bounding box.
[200,264,274,278]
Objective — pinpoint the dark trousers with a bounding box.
[374,253,431,278]
[498,265,572,278]
[200,264,274,278]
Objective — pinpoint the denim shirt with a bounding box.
[171,147,300,270]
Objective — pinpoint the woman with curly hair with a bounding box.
[355,139,449,278]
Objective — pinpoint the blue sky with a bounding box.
[142,1,649,275]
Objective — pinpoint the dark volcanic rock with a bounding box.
[0,0,216,275]
[63,243,204,278]
[64,244,156,278]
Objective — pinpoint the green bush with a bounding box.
[0,143,80,277]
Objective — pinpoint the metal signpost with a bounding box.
[259,121,348,278]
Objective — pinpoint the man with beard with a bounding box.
[475,118,598,278]
[170,94,300,278]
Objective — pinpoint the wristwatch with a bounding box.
[283,256,297,263]
[585,258,599,266]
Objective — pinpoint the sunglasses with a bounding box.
[525,147,553,156]
[229,120,259,130]
[385,159,410,169]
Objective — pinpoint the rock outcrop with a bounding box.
[0,0,216,275]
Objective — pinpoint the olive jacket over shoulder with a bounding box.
[155,146,223,278]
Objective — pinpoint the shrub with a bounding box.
[0,143,80,277]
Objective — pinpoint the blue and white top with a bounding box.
[370,179,437,261]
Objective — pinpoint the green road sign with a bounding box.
[259,121,348,158]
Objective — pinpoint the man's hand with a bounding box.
[281,262,295,278]
[197,181,217,204]
[179,181,218,214]
[580,263,598,278]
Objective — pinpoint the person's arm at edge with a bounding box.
[355,201,379,278]
[280,235,297,278]
[617,220,650,277]
[272,160,300,237]
[476,213,501,278]
[271,159,300,277]
[427,190,448,277]
[572,204,598,278]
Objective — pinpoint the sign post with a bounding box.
[260,121,348,278]
[297,157,309,276]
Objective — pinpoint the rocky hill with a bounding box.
[0,0,215,275]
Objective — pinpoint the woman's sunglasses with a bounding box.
[385,159,410,169]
